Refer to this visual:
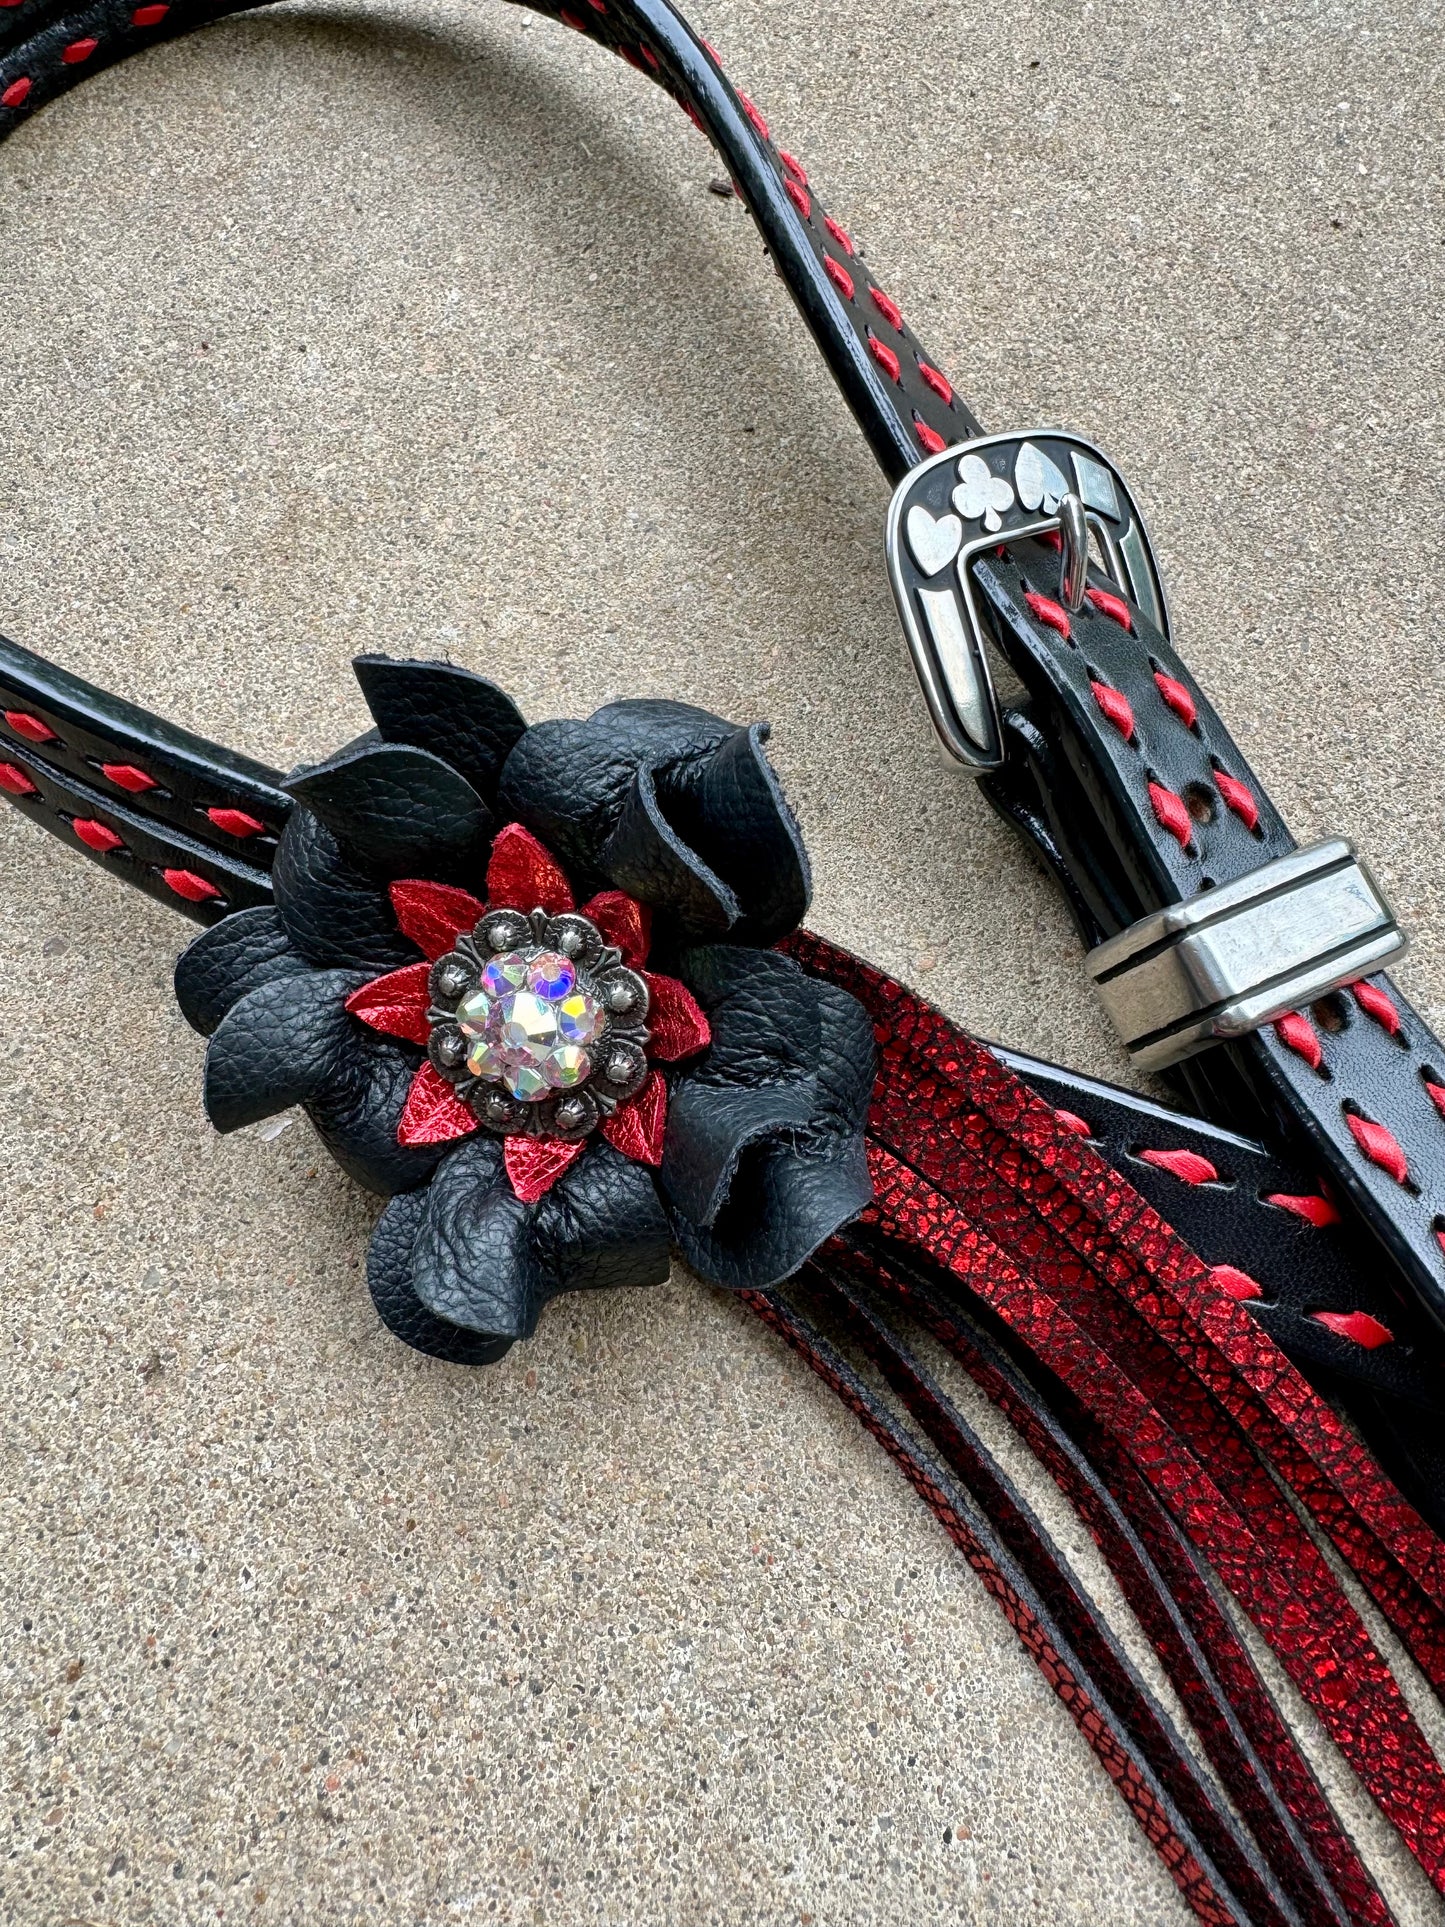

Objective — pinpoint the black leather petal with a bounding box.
[283,739,493,881]
[599,763,739,937]
[353,655,527,805]
[657,723,812,945]
[368,1186,514,1365]
[408,1138,670,1342]
[202,967,370,1132]
[303,1027,447,1196]
[272,808,418,972]
[668,979,875,1290]
[174,907,308,1037]
[497,699,733,891]
[661,946,822,1225]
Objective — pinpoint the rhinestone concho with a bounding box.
[424,907,651,1142]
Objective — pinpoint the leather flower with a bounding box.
[174,657,874,1364]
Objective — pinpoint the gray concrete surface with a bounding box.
[1,0,1443,1919]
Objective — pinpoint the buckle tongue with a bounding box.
[885,430,1169,771]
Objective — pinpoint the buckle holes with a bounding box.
[1312,993,1349,1035]
[1183,783,1215,826]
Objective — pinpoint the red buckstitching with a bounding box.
[62,35,98,62]
[1054,1108,1092,1138]
[736,91,770,141]
[823,214,855,256]
[869,286,903,331]
[131,3,169,21]
[207,806,266,838]
[1214,769,1259,832]
[4,709,56,743]
[1424,1078,1445,1120]
[1138,1146,1219,1185]
[161,868,222,904]
[1084,586,1132,630]
[1089,679,1135,740]
[1312,1310,1394,1349]
[1211,1264,1263,1302]
[779,150,808,187]
[783,177,811,220]
[1352,980,1401,1037]
[823,255,854,300]
[1273,1011,1322,1070]
[638,41,659,67]
[1345,1111,1409,1186]
[867,334,900,382]
[72,817,124,854]
[0,78,31,108]
[1023,591,1071,640]
[1263,1191,1341,1228]
[101,762,157,792]
[1153,670,1197,729]
[916,360,952,406]
[0,761,36,796]
[1147,780,1193,851]
[913,419,946,456]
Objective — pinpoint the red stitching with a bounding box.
[207,806,266,837]
[784,177,811,220]
[867,334,900,382]
[1345,1110,1409,1186]
[1054,1109,1092,1138]
[736,91,770,141]
[869,286,903,331]
[1214,769,1259,832]
[1211,1264,1263,1303]
[1137,1146,1219,1185]
[62,35,98,61]
[1089,679,1134,741]
[1147,781,1193,851]
[0,78,31,109]
[779,150,808,187]
[101,762,157,793]
[1023,591,1071,640]
[1037,528,1062,553]
[162,868,222,904]
[1312,1310,1394,1350]
[914,419,946,456]
[1153,670,1197,729]
[4,709,55,743]
[823,255,854,300]
[823,214,855,256]
[72,817,124,854]
[1424,1079,1445,1121]
[1273,1011,1322,1070]
[0,761,36,796]
[916,360,952,406]
[1263,1191,1341,1228]
[1085,586,1132,630]
[131,3,169,21]
[1352,980,1401,1037]
[638,42,658,68]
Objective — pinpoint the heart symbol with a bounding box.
[1014,441,1069,515]
[905,504,963,576]
[952,454,1015,534]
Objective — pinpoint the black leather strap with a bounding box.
[2,0,1444,1516]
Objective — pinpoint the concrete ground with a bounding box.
[1,0,1443,1920]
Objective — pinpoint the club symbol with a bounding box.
[953,454,1014,533]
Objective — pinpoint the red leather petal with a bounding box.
[389,878,485,960]
[582,889,651,968]
[485,823,575,916]
[600,1071,667,1166]
[396,1062,479,1147]
[345,961,434,1045]
[504,1134,586,1203]
[643,973,712,1061]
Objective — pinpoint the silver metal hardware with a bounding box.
[1057,491,1089,612]
[885,430,1171,772]
[1085,839,1408,1072]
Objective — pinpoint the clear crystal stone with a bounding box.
[527,950,576,999]
[456,988,492,1037]
[556,989,603,1045]
[480,950,530,998]
[543,1044,591,1089]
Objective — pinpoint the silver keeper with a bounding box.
[1085,839,1407,1072]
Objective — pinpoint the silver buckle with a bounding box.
[1085,840,1408,1072]
[884,430,1170,772]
